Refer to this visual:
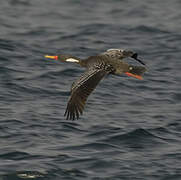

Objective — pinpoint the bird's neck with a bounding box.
[66,58,87,67]
[65,57,80,63]
[60,55,88,67]
[59,55,80,63]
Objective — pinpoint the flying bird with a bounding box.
[45,49,147,120]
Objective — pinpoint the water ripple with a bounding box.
[0,0,181,179]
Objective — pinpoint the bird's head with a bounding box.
[45,55,80,63]
[104,49,145,65]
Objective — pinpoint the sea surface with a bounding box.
[0,0,181,179]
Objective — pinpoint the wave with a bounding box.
[101,128,167,149]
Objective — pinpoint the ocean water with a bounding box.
[0,0,181,179]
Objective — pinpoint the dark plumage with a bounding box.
[45,49,147,120]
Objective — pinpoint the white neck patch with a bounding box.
[65,58,79,63]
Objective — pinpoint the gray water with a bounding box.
[0,0,181,179]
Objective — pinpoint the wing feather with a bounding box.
[64,67,109,120]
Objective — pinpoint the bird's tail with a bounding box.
[125,66,147,80]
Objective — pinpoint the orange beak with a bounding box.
[125,72,143,80]
[45,55,58,60]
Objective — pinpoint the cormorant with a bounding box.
[45,49,147,120]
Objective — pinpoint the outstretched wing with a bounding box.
[64,67,111,120]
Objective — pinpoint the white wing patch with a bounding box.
[66,58,79,63]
